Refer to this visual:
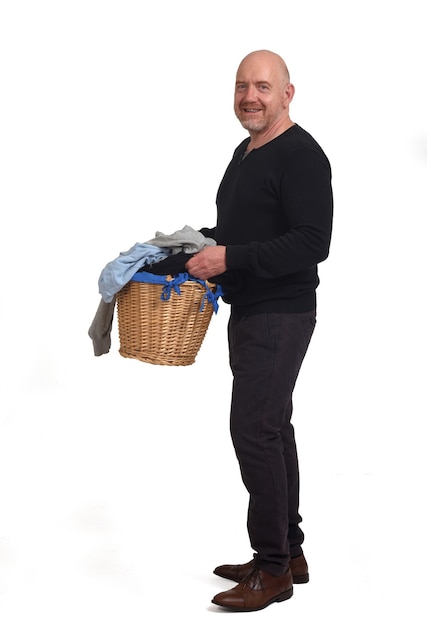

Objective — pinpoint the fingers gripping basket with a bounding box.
[116,272,222,366]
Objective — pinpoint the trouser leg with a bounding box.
[228,312,315,576]
[282,401,304,558]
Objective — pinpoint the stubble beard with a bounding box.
[238,116,267,132]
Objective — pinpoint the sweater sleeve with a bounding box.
[225,148,333,278]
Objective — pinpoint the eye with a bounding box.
[259,84,269,91]
[236,84,247,92]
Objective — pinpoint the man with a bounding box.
[186,49,333,612]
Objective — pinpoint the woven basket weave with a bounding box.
[116,277,217,366]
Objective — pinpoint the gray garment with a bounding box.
[146,225,216,254]
[88,296,116,356]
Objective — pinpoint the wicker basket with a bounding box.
[116,276,217,366]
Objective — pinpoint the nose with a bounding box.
[244,84,258,101]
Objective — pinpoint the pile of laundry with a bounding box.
[88,225,221,356]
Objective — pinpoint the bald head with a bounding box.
[237,50,291,88]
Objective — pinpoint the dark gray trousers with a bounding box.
[228,311,316,576]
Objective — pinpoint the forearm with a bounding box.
[226,221,332,278]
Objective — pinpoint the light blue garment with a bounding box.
[98,243,168,303]
[97,226,217,303]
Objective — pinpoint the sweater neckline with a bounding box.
[240,123,299,159]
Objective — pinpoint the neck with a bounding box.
[247,118,295,151]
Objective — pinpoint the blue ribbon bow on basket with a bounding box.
[130,271,224,313]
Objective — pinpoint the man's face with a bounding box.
[234,55,289,134]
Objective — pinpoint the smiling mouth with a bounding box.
[243,108,262,113]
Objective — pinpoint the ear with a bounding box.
[283,83,295,106]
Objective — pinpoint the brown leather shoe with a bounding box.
[212,566,293,611]
[290,554,309,583]
[214,553,309,584]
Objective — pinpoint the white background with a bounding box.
[1,1,426,624]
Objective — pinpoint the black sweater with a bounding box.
[202,124,333,314]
